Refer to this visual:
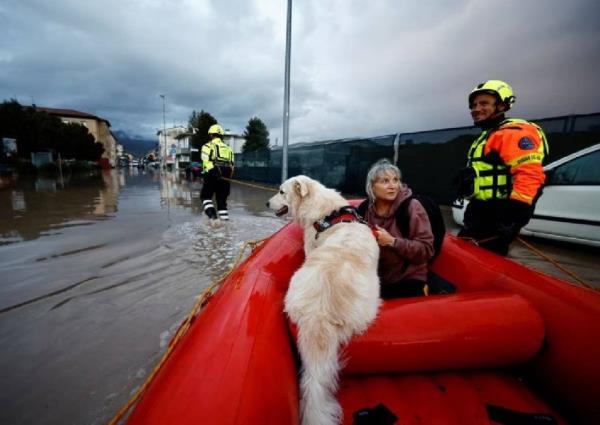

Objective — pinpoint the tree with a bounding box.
[188,110,217,151]
[60,122,104,160]
[242,117,270,153]
[0,99,104,161]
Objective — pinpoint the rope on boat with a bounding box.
[460,235,594,290]
[108,177,596,423]
[108,238,266,425]
[227,177,595,290]
[225,177,278,192]
[515,236,595,290]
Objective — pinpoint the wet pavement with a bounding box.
[0,169,598,425]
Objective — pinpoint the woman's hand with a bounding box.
[375,225,396,247]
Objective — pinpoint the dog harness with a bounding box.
[313,206,378,239]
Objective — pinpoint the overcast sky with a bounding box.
[1,0,599,144]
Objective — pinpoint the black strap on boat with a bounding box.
[353,403,398,424]
[313,206,367,238]
[486,404,557,425]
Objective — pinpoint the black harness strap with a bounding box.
[353,403,398,424]
[486,404,557,425]
[313,206,371,239]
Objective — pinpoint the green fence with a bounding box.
[234,113,600,204]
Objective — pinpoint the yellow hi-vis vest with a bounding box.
[201,138,234,172]
[466,119,548,201]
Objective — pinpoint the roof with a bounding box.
[32,106,111,126]
[174,132,194,139]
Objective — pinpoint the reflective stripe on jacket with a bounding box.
[466,118,548,205]
[201,138,234,172]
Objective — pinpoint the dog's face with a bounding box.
[267,175,313,218]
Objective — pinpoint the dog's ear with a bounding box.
[294,179,310,198]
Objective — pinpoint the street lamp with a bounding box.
[159,94,167,169]
[281,0,292,182]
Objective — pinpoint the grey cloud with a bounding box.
[1,0,599,145]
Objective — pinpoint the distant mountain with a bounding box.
[113,130,157,158]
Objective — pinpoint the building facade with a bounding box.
[34,107,118,167]
[223,133,246,154]
[174,131,194,171]
[157,126,189,171]
[156,128,245,172]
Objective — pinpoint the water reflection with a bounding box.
[0,168,222,245]
[159,172,204,213]
[0,168,285,425]
[0,172,121,244]
[155,173,267,217]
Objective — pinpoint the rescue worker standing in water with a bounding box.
[201,124,235,222]
[457,80,549,256]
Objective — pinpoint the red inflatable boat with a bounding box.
[125,222,600,425]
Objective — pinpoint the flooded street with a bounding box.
[0,169,286,425]
[0,169,598,425]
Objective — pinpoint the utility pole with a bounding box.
[159,94,167,169]
[281,0,292,182]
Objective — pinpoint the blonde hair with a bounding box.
[365,159,402,202]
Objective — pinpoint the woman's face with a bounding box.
[372,170,400,202]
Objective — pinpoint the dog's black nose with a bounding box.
[265,201,269,207]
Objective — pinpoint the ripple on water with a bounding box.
[163,215,285,278]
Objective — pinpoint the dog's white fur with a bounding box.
[268,175,381,425]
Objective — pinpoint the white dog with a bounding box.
[268,175,381,425]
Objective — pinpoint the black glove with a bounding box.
[504,199,532,227]
[497,199,532,242]
[455,167,476,198]
[204,167,217,177]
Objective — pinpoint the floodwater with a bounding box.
[0,168,286,425]
[0,169,598,425]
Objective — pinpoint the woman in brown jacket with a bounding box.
[363,159,434,298]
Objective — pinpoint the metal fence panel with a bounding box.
[235,113,600,204]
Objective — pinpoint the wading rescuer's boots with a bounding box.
[202,200,218,220]
[206,208,217,220]
[205,207,222,228]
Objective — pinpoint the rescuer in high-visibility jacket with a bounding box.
[456,80,549,255]
[200,124,235,222]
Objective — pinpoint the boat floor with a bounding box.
[339,370,567,424]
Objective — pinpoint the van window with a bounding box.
[549,150,600,185]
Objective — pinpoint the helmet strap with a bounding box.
[495,101,508,113]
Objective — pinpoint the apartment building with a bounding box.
[157,126,189,171]
[34,106,118,167]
